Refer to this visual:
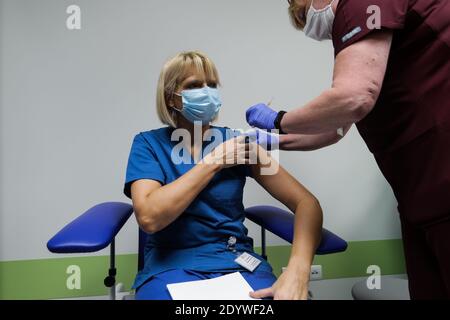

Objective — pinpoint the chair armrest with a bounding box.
[47,202,134,254]
[245,205,348,255]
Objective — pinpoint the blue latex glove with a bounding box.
[246,103,278,130]
[245,128,280,151]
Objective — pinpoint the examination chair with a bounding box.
[47,202,348,300]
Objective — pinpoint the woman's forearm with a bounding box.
[279,132,342,151]
[279,124,352,151]
[281,87,373,135]
[287,198,323,276]
[139,163,221,233]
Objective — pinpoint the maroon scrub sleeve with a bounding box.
[332,0,409,56]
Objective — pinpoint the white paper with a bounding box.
[167,272,260,300]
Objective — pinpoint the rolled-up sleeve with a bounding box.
[332,0,409,56]
[123,133,166,199]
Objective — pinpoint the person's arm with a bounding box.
[131,164,220,234]
[280,31,393,135]
[279,125,352,151]
[249,145,323,300]
[131,136,251,234]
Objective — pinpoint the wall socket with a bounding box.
[281,265,323,281]
[310,265,323,281]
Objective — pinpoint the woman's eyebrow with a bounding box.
[183,79,203,86]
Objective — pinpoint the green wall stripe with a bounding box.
[257,239,406,279]
[0,239,405,300]
[0,254,138,300]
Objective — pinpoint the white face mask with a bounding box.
[304,0,336,41]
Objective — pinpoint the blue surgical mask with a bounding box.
[174,86,222,124]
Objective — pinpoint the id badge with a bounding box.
[234,252,261,272]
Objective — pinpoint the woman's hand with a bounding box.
[203,135,255,169]
[250,266,310,300]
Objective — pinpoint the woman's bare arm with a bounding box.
[250,145,323,299]
[279,125,352,151]
[280,31,393,135]
[130,162,221,234]
[131,136,250,234]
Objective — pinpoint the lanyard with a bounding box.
[227,236,261,272]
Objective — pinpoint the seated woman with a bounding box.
[124,51,323,300]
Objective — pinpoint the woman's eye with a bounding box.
[186,83,201,89]
[208,83,218,88]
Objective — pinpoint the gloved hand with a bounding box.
[246,103,278,130]
[245,128,280,151]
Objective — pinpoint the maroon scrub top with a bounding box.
[332,0,450,225]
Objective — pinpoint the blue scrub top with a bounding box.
[123,126,273,289]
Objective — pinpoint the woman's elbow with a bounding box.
[351,95,376,122]
[139,220,160,234]
[340,85,379,122]
[299,195,323,217]
[311,197,323,217]
[134,207,163,234]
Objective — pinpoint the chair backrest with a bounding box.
[138,229,149,272]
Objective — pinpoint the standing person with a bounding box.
[246,0,450,299]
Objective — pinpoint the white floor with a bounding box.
[309,274,408,300]
[59,274,408,300]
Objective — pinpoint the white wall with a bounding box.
[0,0,401,262]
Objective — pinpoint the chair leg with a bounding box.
[261,227,268,260]
[103,238,117,300]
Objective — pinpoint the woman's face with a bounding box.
[170,69,219,112]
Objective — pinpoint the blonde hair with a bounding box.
[156,51,221,128]
[288,1,307,30]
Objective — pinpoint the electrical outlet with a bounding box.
[281,265,323,281]
[310,265,322,281]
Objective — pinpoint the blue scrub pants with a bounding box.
[135,269,277,300]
